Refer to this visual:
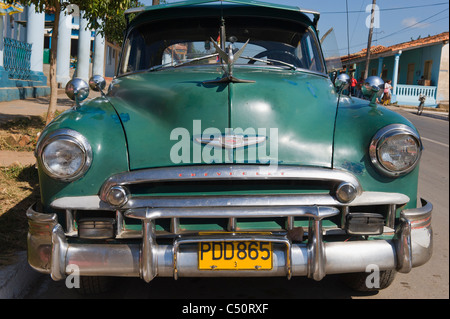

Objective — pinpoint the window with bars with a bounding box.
[2,37,32,80]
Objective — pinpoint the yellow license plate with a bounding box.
[198,241,272,270]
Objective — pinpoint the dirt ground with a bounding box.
[0,116,44,257]
[0,164,40,257]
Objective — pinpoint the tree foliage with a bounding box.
[7,0,134,32]
[103,0,144,45]
[5,0,136,124]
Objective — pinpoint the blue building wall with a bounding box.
[1,8,50,101]
[349,42,445,107]
[353,43,443,86]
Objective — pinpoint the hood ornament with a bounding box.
[203,38,255,84]
[196,133,266,149]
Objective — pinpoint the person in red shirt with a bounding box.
[350,74,357,96]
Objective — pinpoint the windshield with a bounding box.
[119,16,325,75]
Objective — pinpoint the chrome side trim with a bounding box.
[125,206,340,221]
[99,165,363,202]
[26,206,58,274]
[26,206,57,223]
[51,224,68,281]
[399,199,433,270]
[142,220,158,282]
[50,191,410,211]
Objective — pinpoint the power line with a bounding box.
[346,0,350,57]
[375,10,447,42]
[322,2,449,14]
[349,0,366,44]
[338,8,449,52]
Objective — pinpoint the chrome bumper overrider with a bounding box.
[26,199,432,282]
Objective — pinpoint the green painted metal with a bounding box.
[37,97,129,207]
[332,97,421,210]
[107,66,229,170]
[107,66,337,170]
[126,0,317,18]
[35,0,423,237]
[127,1,315,32]
[230,67,337,168]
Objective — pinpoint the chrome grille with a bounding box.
[51,165,410,239]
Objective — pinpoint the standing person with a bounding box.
[417,94,426,115]
[350,74,357,96]
[356,77,364,98]
[382,80,392,105]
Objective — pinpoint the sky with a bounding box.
[139,0,449,56]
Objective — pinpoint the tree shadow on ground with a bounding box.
[32,97,75,108]
[0,165,40,263]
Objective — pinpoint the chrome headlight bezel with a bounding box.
[36,129,92,182]
[369,124,423,178]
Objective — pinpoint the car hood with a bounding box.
[106,66,338,170]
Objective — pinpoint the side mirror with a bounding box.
[362,76,384,107]
[65,78,90,106]
[89,75,106,93]
[334,73,350,94]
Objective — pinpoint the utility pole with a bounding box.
[364,0,376,79]
[346,0,350,59]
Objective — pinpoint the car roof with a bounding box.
[125,0,320,27]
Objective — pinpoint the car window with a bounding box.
[119,16,325,75]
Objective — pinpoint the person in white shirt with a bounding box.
[382,80,392,105]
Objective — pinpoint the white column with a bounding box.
[391,51,402,103]
[26,4,45,76]
[76,12,91,82]
[56,7,72,87]
[392,51,402,94]
[0,16,4,70]
[93,23,105,77]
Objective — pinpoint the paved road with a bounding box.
[24,107,449,300]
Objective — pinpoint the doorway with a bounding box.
[406,63,415,84]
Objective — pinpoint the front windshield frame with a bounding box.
[117,14,327,77]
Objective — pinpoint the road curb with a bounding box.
[387,106,449,121]
[0,251,41,299]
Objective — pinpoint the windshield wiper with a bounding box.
[148,53,219,72]
[240,56,297,71]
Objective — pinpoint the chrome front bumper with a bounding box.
[26,200,432,282]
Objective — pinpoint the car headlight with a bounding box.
[37,129,92,181]
[369,124,422,177]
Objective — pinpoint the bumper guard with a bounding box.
[26,200,433,282]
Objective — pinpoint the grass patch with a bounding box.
[0,164,40,256]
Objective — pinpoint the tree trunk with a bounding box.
[46,2,61,125]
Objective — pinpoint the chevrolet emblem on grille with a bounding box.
[196,134,266,149]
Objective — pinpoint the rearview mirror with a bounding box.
[362,76,384,107]
[334,73,350,93]
[89,75,107,93]
[65,78,90,107]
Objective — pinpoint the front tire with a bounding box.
[342,269,397,292]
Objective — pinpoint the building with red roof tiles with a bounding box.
[341,32,449,107]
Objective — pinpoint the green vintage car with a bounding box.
[27,0,432,294]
